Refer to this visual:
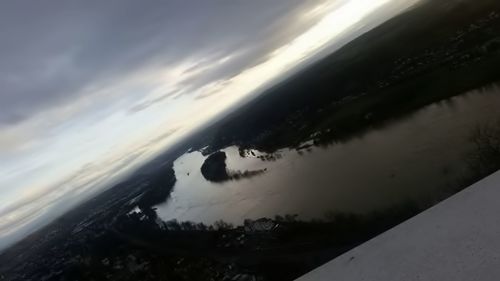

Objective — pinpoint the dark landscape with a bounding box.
[2,1,500,280]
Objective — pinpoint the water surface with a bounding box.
[156,86,500,225]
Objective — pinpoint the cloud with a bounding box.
[0,0,320,127]
[127,89,183,114]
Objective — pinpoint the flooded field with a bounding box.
[156,85,500,225]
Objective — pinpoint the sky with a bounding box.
[0,0,421,251]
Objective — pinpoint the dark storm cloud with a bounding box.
[0,0,321,125]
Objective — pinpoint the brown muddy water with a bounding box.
[155,85,500,225]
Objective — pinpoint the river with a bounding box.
[155,85,500,225]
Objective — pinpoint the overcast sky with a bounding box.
[0,0,420,250]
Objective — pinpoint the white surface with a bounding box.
[297,170,500,281]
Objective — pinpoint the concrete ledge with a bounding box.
[297,170,500,281]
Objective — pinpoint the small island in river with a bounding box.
[200,151,230,182]
[201,151,267,182]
